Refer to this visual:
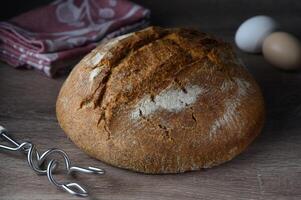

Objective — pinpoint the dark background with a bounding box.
[0,1,301,200]
[0,0,53,20]
[1,0,300,36]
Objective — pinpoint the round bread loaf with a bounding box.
[56,26,265,174]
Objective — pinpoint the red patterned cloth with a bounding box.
[0,0,150,77]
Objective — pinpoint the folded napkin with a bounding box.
[0,0,150,77]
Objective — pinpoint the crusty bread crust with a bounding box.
[56,26,265,173]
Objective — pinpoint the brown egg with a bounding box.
[263,32,301,70]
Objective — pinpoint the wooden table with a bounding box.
[0,0,300,199]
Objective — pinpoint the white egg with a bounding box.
[235,15,278,53]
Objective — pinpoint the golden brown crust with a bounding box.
[56,26,265,173]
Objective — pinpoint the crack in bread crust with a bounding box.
[79,27,169,110]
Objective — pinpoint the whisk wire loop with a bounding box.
[0,125,104,197]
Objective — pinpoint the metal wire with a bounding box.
[0,125,104,197]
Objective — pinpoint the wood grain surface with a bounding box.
[0,0,301,199]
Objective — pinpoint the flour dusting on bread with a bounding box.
[90,33,134,67]
[89,67,102,81]
[210,78,251,136]
[131,85,205,120]
[103,32,134,50]
[90,52,105,66]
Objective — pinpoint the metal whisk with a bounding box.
[0,125,104,197]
